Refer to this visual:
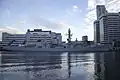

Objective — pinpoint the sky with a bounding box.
[0,0,120,41]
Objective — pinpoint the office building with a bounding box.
[2,29,62,47]
[94,5,120,44]
[94,20,100,43]
[2,32,26,46]
[96,5,107,19]
[100,13,120,43]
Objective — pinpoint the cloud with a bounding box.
[0,15,77,41]
[0,26,23,34]
[66,5,82,16]
[79,10,82,12]
[87,0,96,10]
[19,20,27,24]
[72,5,82,13]
[0,8,11,18]
[10,17,67,31]
[30,17,67,30]
[32,17,76,41]
[87,0,105,10]
[73,5,78,9]
[6,8,11,17]
[84,0,120,40]
[106,0,120,12]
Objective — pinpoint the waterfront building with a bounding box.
[1,29,62,48]
[99,13,120,44]
[94,20,100,43]
[2,32,25,46]
[26,29,62,48]
[94,5,120,44]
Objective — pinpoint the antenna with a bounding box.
[65,28,73,43]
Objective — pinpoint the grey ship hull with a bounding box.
[2,46,111,52]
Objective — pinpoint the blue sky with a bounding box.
[0,0,120,41]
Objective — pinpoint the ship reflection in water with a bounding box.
[0,51,120,80]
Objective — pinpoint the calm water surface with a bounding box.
[0,51,120,80]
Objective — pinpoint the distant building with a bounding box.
[94,5,120,44]
[2,29,62,47]
[82,35,88,42]
[2,32,25,46]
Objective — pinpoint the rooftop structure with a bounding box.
[82,35,88,42]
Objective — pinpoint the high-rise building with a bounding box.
[94,20,100,43]
[96,5,107,19]
[94,5,120,44]
[99,13,120,43]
